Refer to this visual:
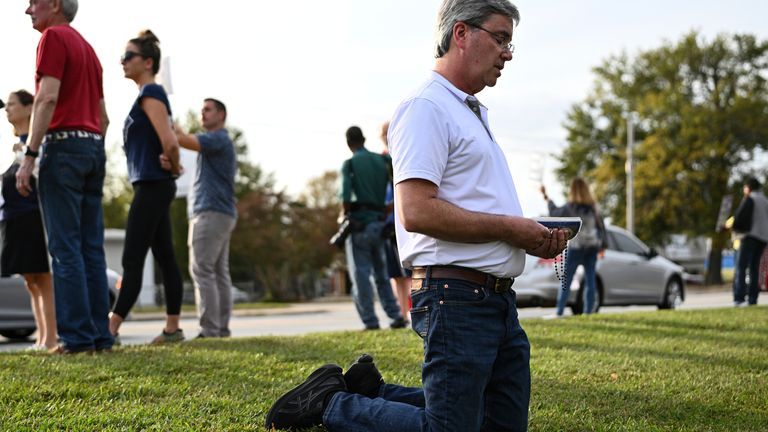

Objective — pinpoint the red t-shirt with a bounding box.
[35,24,103,134]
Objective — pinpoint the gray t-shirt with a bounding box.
[192,128,237,218]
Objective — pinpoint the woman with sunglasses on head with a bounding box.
[2,90,57,350]
[109,30,185,344]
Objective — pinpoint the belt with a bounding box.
[411,265,514,293]
[44,130,103,142]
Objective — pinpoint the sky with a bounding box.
[1,0,767,216]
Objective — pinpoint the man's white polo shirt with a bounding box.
[388,71,525,279]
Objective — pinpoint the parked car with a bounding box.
[515,225,685,314]
[0,269,121,340]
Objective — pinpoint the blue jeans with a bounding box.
[556,247,598,316]
[733,236,766,305]
[324,278,531,431]
[345,221,403,328]
[38,137,113,351]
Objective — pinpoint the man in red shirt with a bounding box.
[16,0,113,354]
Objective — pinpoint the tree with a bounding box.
[102,141,133,229]
[558,32,768,284]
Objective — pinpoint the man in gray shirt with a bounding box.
[173,98,237,337]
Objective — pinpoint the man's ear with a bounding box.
[51,0,62,14]
[453,21,471,51]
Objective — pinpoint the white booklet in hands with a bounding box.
[534,217,582,240]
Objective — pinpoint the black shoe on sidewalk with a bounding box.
[264,364,346,430]
[344,353,384,398]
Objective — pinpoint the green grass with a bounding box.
[1,307,766,431]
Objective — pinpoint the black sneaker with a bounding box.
[344,353,384,398]
[264,364,346,430]
[390,317,408,329]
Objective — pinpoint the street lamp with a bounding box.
[625,113,635,234]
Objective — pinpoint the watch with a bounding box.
[24,147,40,158]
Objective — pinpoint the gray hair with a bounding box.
[61,0,78,22]
[435,0,520,58]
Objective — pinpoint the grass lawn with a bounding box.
[1,307,766,431]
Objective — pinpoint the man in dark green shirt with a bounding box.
[340,126,406,330]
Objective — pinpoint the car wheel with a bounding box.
[0,328,36,340]
[658,277,683,310]
[571,280,602,315]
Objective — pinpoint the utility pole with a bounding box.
[626,114,635,234]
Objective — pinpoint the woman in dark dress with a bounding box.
[2,90,56,350]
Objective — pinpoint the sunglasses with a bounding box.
[120,51,144,63]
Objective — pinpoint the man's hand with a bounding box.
[524,224,568,259]
[15,157,36,197]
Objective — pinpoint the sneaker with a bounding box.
[344,353,384,398]
[264,364,346,430]
[151,329,185,345]
[390,317,408,329]
[112,333,122,346]
[734,301,748,308]
[364,324,381,331]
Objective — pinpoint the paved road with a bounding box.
[0,288,742,352]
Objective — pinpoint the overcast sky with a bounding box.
[1,0,766,215]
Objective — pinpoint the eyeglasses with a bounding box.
[120,51,144,63]
[468,24,515,53]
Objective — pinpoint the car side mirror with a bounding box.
[646,248,658,259]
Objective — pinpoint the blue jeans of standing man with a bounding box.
[556,247,599,316]
[324,278,531,432]
[734,236,766,305]
[38,136,113,351]
[345,221,404,328]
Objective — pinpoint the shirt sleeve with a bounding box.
[197,130,227,154]
[389,97,449,188]
[340,159,352,203]
[36,29,67,81]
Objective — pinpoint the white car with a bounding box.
[0,269,121,340]
[514,225,685,314]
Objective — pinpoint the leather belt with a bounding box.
[45,130,103,142]
[411,265,514,293]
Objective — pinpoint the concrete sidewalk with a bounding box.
[128,283,737,322]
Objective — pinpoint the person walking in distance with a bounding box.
[732,177,768,306]
[109,30,185,344]
[265,1,567,430]
[541,177,606,316]
[171,98,237,338]
[17,0,113,354]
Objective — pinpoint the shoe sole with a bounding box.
[264,364,344,429]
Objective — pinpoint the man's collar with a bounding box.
[429,71,486,109]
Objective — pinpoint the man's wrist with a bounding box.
[24,147,40,158]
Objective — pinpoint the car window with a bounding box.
[609,231,648,255]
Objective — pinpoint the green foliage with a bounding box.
[102,142,133,229]
[0,307,766,431]
[560,32,768,248]
[230,170,342,300]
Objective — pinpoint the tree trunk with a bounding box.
[705,247,723,285]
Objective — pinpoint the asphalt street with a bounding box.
[0,288,742,353]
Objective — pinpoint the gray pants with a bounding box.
[189,211,237,337]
